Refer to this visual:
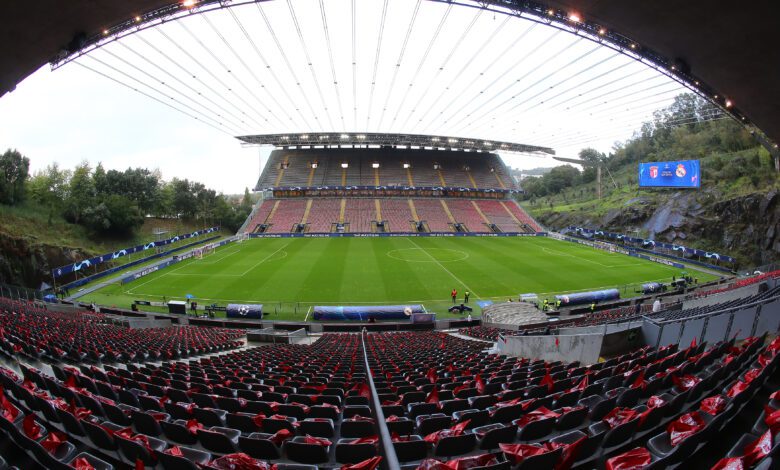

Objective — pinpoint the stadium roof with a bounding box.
[237,133,554,155]
[0,0,777,153]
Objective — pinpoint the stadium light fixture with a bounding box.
[311,162,318,168]
[403,163,411,169]
[599,28,606,35]
[340,134,349,139]
[135,16,141,22]
[372,163,380,169]
[341,162,349,169]
[547,9,555,16]
[357,135,366,139]
[182,0,197,8]
[448,138,458,143]
[300,134,309,139]
[725,99,733,108]
[568,13,581,23]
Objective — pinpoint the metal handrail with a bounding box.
[360,330,401,469]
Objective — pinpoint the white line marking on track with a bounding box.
[404,238,481,299]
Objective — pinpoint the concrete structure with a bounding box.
[497,332,604,365]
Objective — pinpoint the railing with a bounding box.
[359,330,400,470]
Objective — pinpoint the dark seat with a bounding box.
[299,418,335,437]
[434,433,477,457]
[393,435,428,462]
[132,411,167,437]
[284,436,331,464]
[238,433,282,460]
[516,446,562,470]
[115,433,167,467]
[197,427,241,455]
[516,416,555,442]
[416,414,451,436]
[155,445,211,470]
[341,419,376,438]
[475,423,518,450]
[556,406,587,431]
[160,420,198,445]
[335,438,378,464]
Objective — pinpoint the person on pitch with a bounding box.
[451,288,457,303]
[464,291,470,303]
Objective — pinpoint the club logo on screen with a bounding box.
[675,164,687,177]
[649,166,658,178]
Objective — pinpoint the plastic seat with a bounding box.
[160,420,198,445]
[116,433,167,466]
[453,409,490,429]
[284,436,331,464]
[416,414,451,436]
[67,452,114,470]
[489,404,524,424]
[192,407,226,427]
[393,435,428,462]
[197,427,241,454]
[82,419,120,460]
[408,402,438,419]
[299,418,335,437]
[335,438,378,464]
[434,433,477,457]
[238,433,282,460]
[556,406,587,431]
[341,419,376,438]
[516,416,555,442]
[132,411,167,437]
[155,445,211,470]
[475,423,518,450]
[386,417,415,435]
[55,408,86,437]
[516,446,562,470]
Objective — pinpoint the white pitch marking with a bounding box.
[404,238,481,299]
[239,242,291,276]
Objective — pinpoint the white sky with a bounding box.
[0,0,690,193]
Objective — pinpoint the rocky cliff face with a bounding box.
[0,232,92,288]
[534,189,780,267]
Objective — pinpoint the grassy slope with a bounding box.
[81,237,716,320]
[522,147,778,226]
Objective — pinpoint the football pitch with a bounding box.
[82,236,716,320]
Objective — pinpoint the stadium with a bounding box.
[0,1,779,470]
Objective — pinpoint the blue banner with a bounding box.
[64,235,221,290]
[638,160,700,188]
[569,226,735,264]
[53,226,220,278]
[226,304,264,319]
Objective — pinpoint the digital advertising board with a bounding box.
[638,160,700,188]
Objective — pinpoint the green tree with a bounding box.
[26,164,70,225]
[0,149,30,205]
[64,161,95,223]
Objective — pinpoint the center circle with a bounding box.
[386,248,469,263]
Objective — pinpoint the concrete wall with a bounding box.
[682,283,760,310]
[497,333,604,365]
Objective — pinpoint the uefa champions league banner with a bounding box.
[569,226,734,264]
[226,304,263,319]
[638,160,701,188]
[273,184,519,194]
[52,226,220,278]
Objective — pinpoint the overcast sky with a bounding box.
[0,0,688,193]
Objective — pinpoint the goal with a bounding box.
[196,244,216,259]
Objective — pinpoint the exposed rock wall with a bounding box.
[0,232,92,288]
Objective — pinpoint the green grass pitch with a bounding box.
[81,236,716,320]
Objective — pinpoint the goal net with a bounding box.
[196,244,216,259]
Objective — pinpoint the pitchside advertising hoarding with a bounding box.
[638,160,701,188]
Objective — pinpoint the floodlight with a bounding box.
[341,163,349,169]
[372,163,380,169]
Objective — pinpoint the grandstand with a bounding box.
[243,145,543,235]
[2,293,779,470]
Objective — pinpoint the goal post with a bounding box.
[196,244,216,259]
